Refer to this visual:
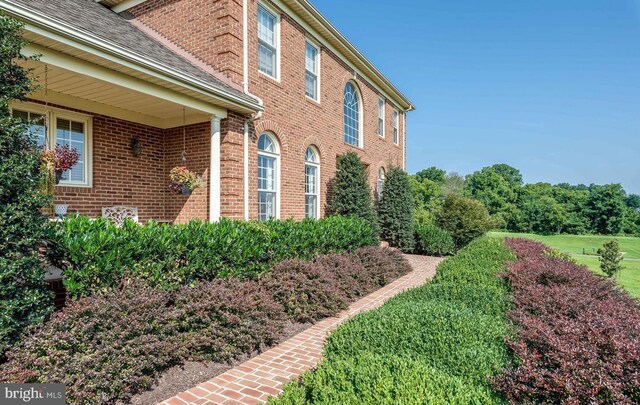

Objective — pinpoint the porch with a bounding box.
[13,43,245,224]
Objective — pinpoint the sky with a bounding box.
[312,0,640,194]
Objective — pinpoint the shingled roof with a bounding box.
[2,0,260,108]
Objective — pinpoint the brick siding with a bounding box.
[129,0,406,221]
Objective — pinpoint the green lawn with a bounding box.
[489,232,640,298]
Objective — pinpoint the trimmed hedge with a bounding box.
[270,238,514,404]
[413,223,455,256]
[51,215,377,297]
[493,238,640,404]
[1,247,408,405]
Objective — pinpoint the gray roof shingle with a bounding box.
[5,0,258,107]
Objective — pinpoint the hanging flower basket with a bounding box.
[169,166,202,196]
[41,145,80,185]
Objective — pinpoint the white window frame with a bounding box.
[343,81,364,149]
[10,102,93,188]
[305,39,321,102]
[257,132,281,220]
[257,2,281,81]
[304,146,321,219]
[378,97,385,137]
[377,167,385,201]
[393,109,399,145]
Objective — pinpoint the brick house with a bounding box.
[3,0,414,223]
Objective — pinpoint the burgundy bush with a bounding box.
[0,280,287,405]
[259,260,350,323]
[493,238,640,405]
[349,246,413,286]
[261,247,412,323]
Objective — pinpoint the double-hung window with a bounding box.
[393,110,399,145]
[257,133,280,221]
[378,98,385,137]
[258,4,279,79]
[305,41,320,101]
[304,147,320,219]
[12,104,92,187]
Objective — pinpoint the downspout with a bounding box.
[402,111,407,171]
[243,0,264,220]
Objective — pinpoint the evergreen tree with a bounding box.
[329,152,379,240]
[0,12,52,359]
[378,167,414,251]
[597,240,624,278]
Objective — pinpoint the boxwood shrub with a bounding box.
[413,223,455,256]
[51,215,377,297]
[270,238,514,404]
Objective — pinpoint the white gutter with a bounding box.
[0,0,263,114]
[242,0,264,220]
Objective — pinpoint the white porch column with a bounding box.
[209,116,222,222]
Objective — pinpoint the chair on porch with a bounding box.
[102,206,139,227]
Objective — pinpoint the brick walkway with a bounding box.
[159,254,442,405]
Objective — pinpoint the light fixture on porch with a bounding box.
[129,137,142,156]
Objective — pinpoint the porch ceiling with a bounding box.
[20,56,216,129]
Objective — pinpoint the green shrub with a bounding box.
[270,238,514,404]
[597,239,624,278]
[413,223,455,256]
[328,152,380,240]
[274,353,498,405]
[437,193,494,249]
[52,215,377,298]
[0,13,52,360]
[377,167,414,251]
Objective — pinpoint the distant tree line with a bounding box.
[410,164,640,236]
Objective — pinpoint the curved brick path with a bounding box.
[159,254,443,405]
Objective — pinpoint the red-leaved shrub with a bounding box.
[261,247,412,323]
[0,281,286,404]
[493,238,640,404]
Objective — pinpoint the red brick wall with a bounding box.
[54,114,168,222]
[129,0,406,221]
[164,122,211,223]
[244,1,404,219]
[127,0,244,85]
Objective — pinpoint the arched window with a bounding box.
[344,82,361,147]
[305,146,320,219]
[377,167,386,201]
[257,133,279,221]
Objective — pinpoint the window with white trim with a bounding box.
[13,109,46,147]
[378,98,385,137]
[304,146,320,219]
[305,40,320,101]
[343,82,361,147]
[377,167,385,201]
[258,4,279,79]
[257,132,279,221]
[393,110,399,145]
[12,105,92,187]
